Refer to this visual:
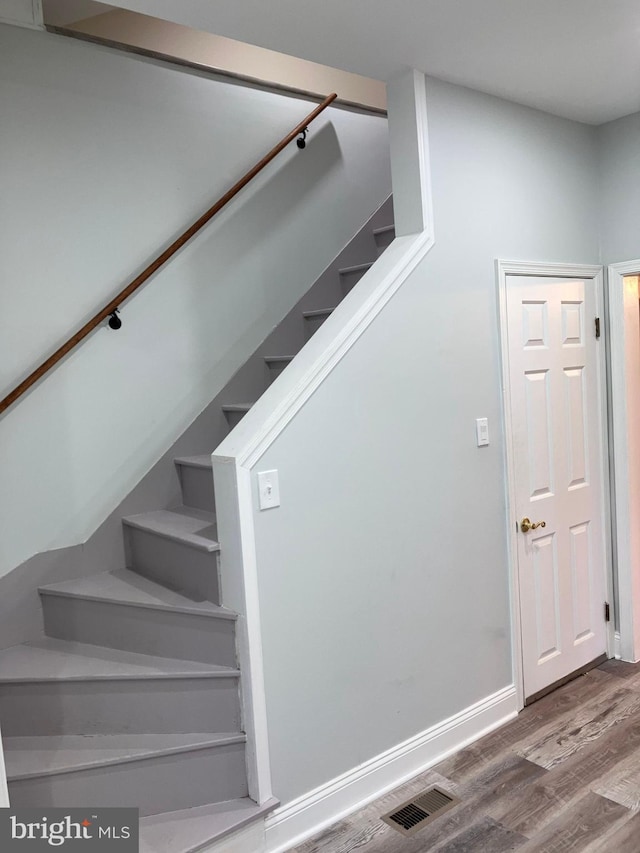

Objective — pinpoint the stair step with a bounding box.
[338,261,374,294]
[123,508,219,552]
[302,308,334,319]
[40,569,233,619]
[175,455,216,513]
[6,733,248,815]
[140,796,279,853]
[222,403,254,429]
[264,356,294,366]
[5,732,244,780]
[373,224,395,254]
[303,307,334,339]
[0,638,237,682]
[123,508,220,603]
[0,639,241,736]
[338,261,375,275]
[39,569,237,665]
[264,355,294,384]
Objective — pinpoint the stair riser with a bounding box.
[223,410,248,429]
[266,362,289,384]
[374,228,395,254]
[340,268,370,295]
[8,742,248,816]
[177,464,215,513]
[41,595,236,666]
[304,314,331,340]
[124,527,220,604]
[0,678,241,736]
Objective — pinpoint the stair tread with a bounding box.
[264,355,295,363]
[4,732,246,781]
[0,638,239,682]
[174,454,213,470]
[373,224,395,235]
[39,569,235,619]
[338,261,374,274]
[140,796,279,853]
[221,403,254,412]
[303,308,334,319]
[123,508,219,552]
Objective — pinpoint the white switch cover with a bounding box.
[476,417,489,447]
[258,470,280,510]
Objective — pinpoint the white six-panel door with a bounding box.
[506,275,607,699]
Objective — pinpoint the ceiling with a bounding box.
[80,0,640,124]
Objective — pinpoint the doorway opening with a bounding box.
[608,261,640,664]
[497,260,614,708]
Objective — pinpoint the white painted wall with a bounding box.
[0,24,391,579]
[221,76,599,812]
[598,111,640,264]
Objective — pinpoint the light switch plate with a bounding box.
[258,470,280,510]
[476,417,489,447]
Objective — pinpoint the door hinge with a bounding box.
[605,602,610,622]
[595,317,601,339]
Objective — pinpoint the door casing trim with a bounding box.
[607,259,640,662]
[496,259,613,709]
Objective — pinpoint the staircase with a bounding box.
[0,198,394,852]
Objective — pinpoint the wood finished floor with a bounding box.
[292,660,640,852]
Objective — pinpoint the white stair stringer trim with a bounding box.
[265,685,517,853]
[212,70,434,811]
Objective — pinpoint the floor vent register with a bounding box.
[381,786,459,837]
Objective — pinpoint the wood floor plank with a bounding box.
[590,742,640,809]
[597,659,640,680]
[517,685,640,770]
[434,670,616,782]
[293,756,542,853]
[429,817,527,853]
[490,713,640,836]
[582,809,640,853]
[292,769,454,853]
[292,662,640,853]
[515,792,629,852]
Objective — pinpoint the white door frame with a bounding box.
[496,259,614,709]
[608,259,640,663]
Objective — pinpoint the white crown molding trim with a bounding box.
[212,68,434,813]
[608,259,640,663]
[265,685,517,853]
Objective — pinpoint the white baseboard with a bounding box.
[615,631,622,659]
[265,684,517,853]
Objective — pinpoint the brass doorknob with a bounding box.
[521,517,546,533]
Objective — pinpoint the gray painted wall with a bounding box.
[598,111,640,265]
[250,77,600,805]
[0,24,391,579]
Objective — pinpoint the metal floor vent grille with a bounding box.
[381,786,459,837]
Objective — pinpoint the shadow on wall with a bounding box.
[178,119,344,375]
[0,120,345,652]
[107,119,344,475]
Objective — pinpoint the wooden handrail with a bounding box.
[1,93,338,416]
